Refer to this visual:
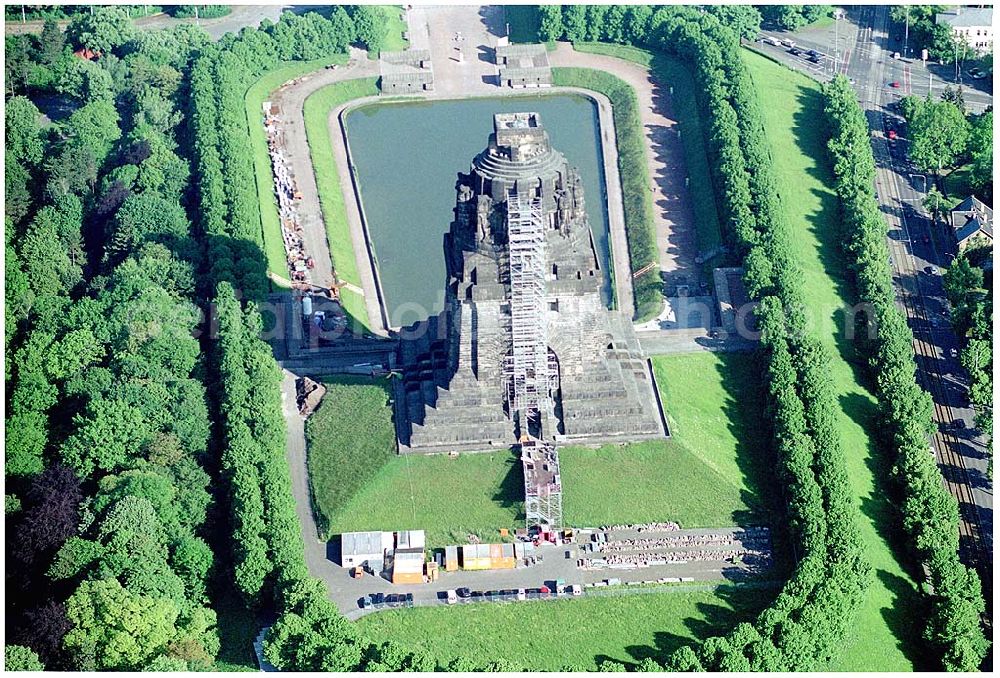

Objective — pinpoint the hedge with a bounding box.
[823,75,989,671]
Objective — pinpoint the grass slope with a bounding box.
[743,49,923,671]
[358,583,778,670]
[561,353,770,529]
[551,65,662,321]
[378,6,409,54]
[302,77,379,331]
[319,353,770,543]
[327,452,524,547]
[305,376,397,538]
[244,56,348,285]
[503,5,540,44]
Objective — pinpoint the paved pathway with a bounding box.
[548,43,701,304]
[267,49,388,336]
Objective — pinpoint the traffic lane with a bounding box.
[875,105,987,440]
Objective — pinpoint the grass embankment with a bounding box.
[244,56,349,284]
[305,376,397,538]
[358,583,778,670]
[302,77,379,331]
[316,353,771,542]
[743,50,922,671]
[562,353,770,528]
[572,43,723,264]
[551,66,662,322]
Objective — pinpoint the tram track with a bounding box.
[867,40,991,586]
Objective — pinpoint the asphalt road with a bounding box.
[5,5,286,40]
[756,9,992,114]
[754,7,992,582]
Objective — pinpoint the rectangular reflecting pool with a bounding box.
[344,94,612,327]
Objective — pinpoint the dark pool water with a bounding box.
[345,93,611,326]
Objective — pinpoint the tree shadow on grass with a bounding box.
[491,451,527,521]
[876,568,933,670]
[840,391,928,668]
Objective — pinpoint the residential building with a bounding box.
[936,7,993,53]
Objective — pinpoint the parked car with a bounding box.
[967,67,986,79]
[359,596,372,609]
[517,588,527,601]
[446,590,457,605]
[925,265,937,275]
[570,584,583,596]
[404,593,414,608]
[456,587,472,599]
[384,594,402,608]
[372,592,385,609]
[888,81,901,88]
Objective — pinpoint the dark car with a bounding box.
[372,592,385,609]
[404,593,414,608]
[806,49,821,58]
[485,590,500,601]
[807,54,821,64]
[789,47,802,56]
[470,590,484,600]
[359,596,372,610]
[525,587,542,599]
[456,587,472,598]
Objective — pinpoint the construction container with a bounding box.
[493,543,516,569]
[489,544,503,561]
[445,545,459,572]
[392,547,425,584]
[396,530,426,551]
[461,544,491,570]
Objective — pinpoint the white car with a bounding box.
[446,590,457,605]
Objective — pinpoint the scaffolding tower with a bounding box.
[520,436,563,530]
[504,188,563,529]
[503,188,552,425]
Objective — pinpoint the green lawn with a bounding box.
[572,43,722,261]
[244,56,349,286]
[376,6,409,56]
[302,77,380,331]
[306,376,398,538]
[358,583,778,670]
[320,352,771,544]
[743,50,923,671]
[327,452,524,547]
[943,162,976,208]
[561,353,770,529]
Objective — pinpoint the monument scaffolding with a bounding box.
[520,436,563,531]
[504,187,563,529]
[504,188,552,426]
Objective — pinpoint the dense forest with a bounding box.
[3,5,383,670]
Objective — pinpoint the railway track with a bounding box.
[871,105,992,588]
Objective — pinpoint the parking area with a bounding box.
[338,525,772,619]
